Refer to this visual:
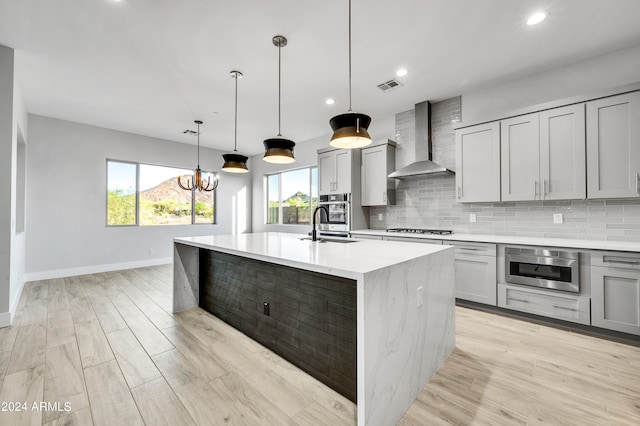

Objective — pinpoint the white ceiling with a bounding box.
[2,0,640,155]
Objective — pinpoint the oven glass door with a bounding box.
[506,255,579,293]
[320,203,348,225]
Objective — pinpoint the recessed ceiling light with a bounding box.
[325,98,335,105]
[395,68,408,77]
[527,12,547,26]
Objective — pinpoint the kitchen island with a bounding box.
[173,232,455,426]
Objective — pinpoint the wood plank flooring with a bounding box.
[0,265,638,425]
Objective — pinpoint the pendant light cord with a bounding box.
[348,0,352,112]
[278,42,282,136]
[234,74,238,151]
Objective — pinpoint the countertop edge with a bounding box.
[350,230,640,253]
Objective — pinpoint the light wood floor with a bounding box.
[0,265,638,425]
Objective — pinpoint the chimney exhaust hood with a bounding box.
[388,101,455,179]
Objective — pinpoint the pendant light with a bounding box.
[263,35,296,164]
[329,0,372,149]
[177,120,219,191]
[222,70,249,173]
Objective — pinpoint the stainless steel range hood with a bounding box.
[388,101,455,179]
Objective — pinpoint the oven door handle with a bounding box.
[318,201,349,205]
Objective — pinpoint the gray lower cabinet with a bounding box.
[591,251,640,335]
[452,242,497,305]
[498,283,591,325]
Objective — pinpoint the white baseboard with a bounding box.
[0,275,27,328]
[0,311,11,328]
[24,257,173,282]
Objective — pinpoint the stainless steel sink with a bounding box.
[299,237,359,244]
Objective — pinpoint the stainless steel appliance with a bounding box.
[386,228,453,235]
[505,246,580,293]
[318,193,350,237]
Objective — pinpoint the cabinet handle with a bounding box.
[602,256,640,265]
[508,297,529,303]
[457,186,462,199]
[382,192,386,202]
[457,247,482,251]
[552,304,578,312]
[534,180,538,199]
[544,179,548,199]
[636,172,639,194]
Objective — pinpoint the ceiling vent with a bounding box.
[377,78,403,92]
[182,129,198,136]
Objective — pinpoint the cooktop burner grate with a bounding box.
[386,228,453,235]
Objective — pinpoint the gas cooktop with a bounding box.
[386,228,454,235]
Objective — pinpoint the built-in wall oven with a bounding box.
[505,246,580,293]
[318,193,350,237]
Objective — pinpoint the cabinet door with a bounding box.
[318,151,335,195]
[592,266,640,335]
[540,104,586,200]
[500,113,540,201]
[454,253,497,305]
[587,91,640,199]
[361,145,386,206]
[334,150,352,193]
[455,122,501,202]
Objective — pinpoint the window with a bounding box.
[266,167,317,225]
[107,160,216,226]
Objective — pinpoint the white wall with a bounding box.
[0,45,15,324]
[10,75,28,323]
[0,45,29,326]
[250,115,395,234]
[462,43,640,124]
[25,115,251,280]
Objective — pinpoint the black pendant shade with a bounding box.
[263,138,296,164]
[263,35,296,164]
[328,0,372,149]
[222,70,250,173]
[222,152,249,173]
[329,112,372,149]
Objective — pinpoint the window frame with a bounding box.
[106,159,217,227]
[265,166,318,226]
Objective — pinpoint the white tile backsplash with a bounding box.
[370,97,640,242]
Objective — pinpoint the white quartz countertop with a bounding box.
[350,229,640,253]
[174,232,450,279]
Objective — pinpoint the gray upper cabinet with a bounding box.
[455,122,501,203]
[540,104,586,200]
[501,113,540,201]
[361,141,396,206]
[501,105,586,201]
[318,148,354,195]
[587,91,640,199]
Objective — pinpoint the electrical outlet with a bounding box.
[469,213,477,223]
[417,286,424,308]
[553,213,563,224]
[149,248,156,255]
[378,213,384,221]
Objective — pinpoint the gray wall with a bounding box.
[462,43,640,125]
[370,97,640,242]
[25,115,252,279]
